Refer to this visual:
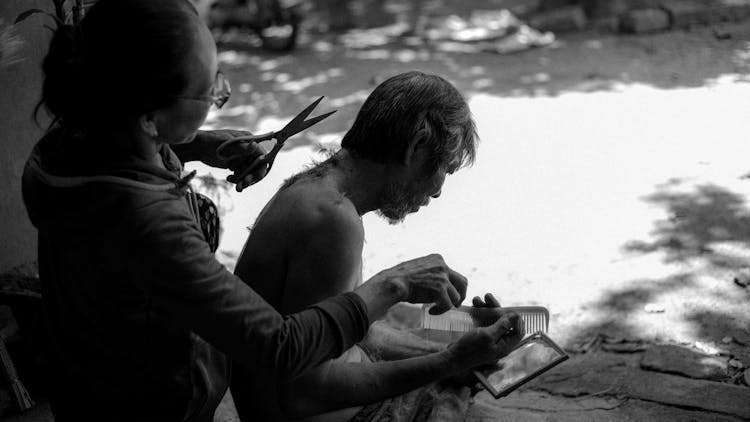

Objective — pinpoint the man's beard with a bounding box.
[376,179,428,225]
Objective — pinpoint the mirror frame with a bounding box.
[473,331,569,399]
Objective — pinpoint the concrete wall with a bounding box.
[0,1,52,272]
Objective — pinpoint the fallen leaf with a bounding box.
[644,303,665,313]
[694,341,720,355]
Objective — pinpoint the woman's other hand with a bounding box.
[446,311,525,370]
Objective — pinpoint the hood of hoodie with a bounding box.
[23,126,195,234]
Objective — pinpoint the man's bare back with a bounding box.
[235,165,364,314]
[232,163,372,421]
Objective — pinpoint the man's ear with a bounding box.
[138,113,159,138]
[403,129,428,166]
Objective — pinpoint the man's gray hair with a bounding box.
[341,71,478,173]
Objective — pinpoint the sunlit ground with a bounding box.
[188,24,750,354]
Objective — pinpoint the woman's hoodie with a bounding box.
[22,126,368,421]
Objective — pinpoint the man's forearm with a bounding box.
[353,275,407,322]
[280,350,462,417]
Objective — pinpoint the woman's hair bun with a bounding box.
[39,23,85,127]
[37,0,202,132]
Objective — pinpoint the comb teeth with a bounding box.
[518,311,549,334]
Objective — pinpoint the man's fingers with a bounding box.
[484,293,501,308]
[428,289,455,315]
[488,312,519,340]
[472,293,501,309]
[446,284,462,308]
[515,317,526,339]
[250,165,268,183]
[447,267,468,304]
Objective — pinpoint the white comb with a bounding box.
[421,305,549,335]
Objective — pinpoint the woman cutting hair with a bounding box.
[21,0,479,420]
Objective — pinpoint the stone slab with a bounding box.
[640,344,729,380]
[581,0,632,19]
[620,9,671,33]
[660,0,750,28]
[469,389,742,421]
[712,0,750,22]
[529,5,588,32]
[660,0,713,27]
[533,353,750,420]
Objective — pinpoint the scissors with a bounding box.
[216,96,336,191]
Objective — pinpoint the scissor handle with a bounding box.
[215,131,277,162]
[234,151,278,192]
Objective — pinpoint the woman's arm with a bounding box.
[126,196,470,382]
[279,316,524,419]
[127,198,370,380]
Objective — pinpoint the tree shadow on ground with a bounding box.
[204,0,750,152]
[625,180,750,269]
[570,180,750,361]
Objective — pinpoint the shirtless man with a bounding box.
[232,71,522,421]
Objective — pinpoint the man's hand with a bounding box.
[445,312,525,370]
[392,254,468,315]
[192,130,268,189]
[354,254,468,322]
[472,293,500,309]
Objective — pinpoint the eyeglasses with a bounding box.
[176,71,231,109]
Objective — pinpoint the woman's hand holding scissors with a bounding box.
[216,97,336,192]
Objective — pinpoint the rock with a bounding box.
[729,358,744,369]
[601,336,648,353]
[713,26,732,40]
[619,9,671,33]
[489,25,555,55]
[659,0,711,29]
[640,344,729,380]
[722,336,734,344]
[529,5,587,32]
[539,0,576,12]
[709,0,750,23]
[581,0,631,19]
[734,269,750,287]
[509,0,544,18]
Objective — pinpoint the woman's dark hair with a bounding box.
[38,0,202,131]
[341,71,478,173]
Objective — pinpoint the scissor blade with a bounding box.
[300,109,337,131]
[279,109,337,140]
[283,96,325,132]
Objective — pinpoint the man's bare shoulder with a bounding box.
[268,178,363,244]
